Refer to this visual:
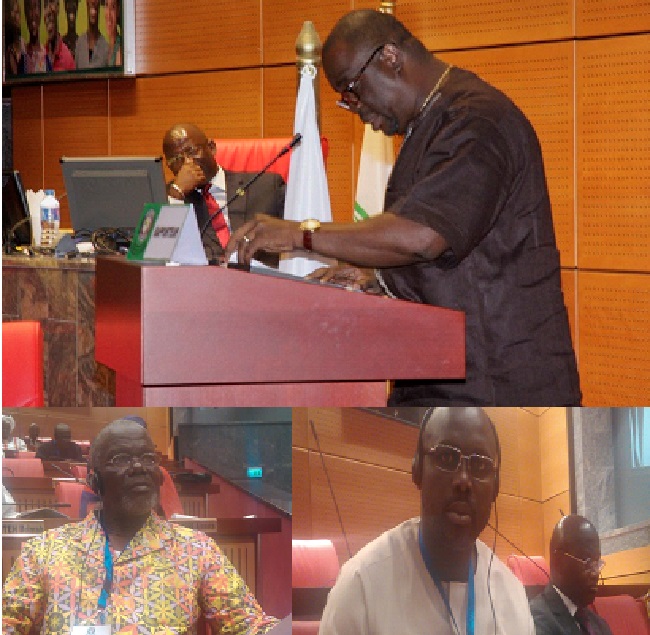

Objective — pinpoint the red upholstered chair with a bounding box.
[54,481,100,518]
[291,622,321,635]
[506,554,550,586]
[2,320,44,406]
[292,539,340,588]
[17,451,37,458]
[70,464,88,480]
[213,137,329,185]
[158,466,184,519]
[2,457,45,477]
[593,595,650,635]
[292,539,340,633]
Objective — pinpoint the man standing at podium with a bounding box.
[3,418,278,634]
[225,9,581,407]
[163,122,286,265]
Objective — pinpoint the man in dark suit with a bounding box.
[35,423,83,461]
[530,515,613,635]
[163,122,285,265]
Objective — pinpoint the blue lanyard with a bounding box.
[418,526,475,635]
[98,527,114,624]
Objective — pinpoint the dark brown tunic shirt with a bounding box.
[381,68,581,405]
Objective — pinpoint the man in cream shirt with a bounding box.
[319,408,535,634]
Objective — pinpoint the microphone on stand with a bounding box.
[487,521,551,580]
[199,133,302,238]
[48,462,85,483]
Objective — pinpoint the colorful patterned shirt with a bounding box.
[2,512,278,634]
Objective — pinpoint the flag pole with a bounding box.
[296,21,322,132]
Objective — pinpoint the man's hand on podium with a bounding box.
[307,264,382,294]
[225,214,301,267]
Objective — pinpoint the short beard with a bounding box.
[121,489,159,519]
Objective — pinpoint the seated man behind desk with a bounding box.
[163,122,286,265]
[319,407,534,634]
[3,417,278,634]
[35,422,83,461]
[530,514,613,635]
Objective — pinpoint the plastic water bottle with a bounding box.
[40,189,60,248]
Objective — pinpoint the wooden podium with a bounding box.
[95,256,465,406]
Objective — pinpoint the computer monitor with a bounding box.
[60,156,168,233]
[2,170,32,249]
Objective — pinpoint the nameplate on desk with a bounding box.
[127,203,208,266]
[169,517,218,533]
[3,519,45,534]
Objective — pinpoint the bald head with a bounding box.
[162,122,218,184]
[162,123,207,157]
[89,418,153,470]
[550,515,602,607]
[54,423,72,442]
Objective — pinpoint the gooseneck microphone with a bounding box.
[199,133,302,237]
[309,419,352,559]
[48,461,85,483]
[487,521,550,580]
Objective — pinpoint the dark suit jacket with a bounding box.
[530,584,614,635]
[35,439,84,461]
[184,169,285,265]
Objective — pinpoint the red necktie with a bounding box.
[202,186,230,248]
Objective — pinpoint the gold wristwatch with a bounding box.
[300,219,321,251]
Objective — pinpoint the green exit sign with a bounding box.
[247,467,263,478]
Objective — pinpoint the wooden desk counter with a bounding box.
[95,256,465,406]
[2,254,113,406]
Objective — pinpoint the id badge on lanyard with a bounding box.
[71,626,112,635]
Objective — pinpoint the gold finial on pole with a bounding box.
[378,1,396,14]
[296,20,322,130]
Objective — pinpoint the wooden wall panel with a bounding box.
[483,494,545,562]
[292,447,312,536]
[12,86,45,193]
[542,491,571,560]
[444,42,576,267]
[263,66,300,138]
[320,82,357,223]
[539,407,570,502]
[577,35,650,271]
[307,449,418,564]
[261,3,349,65]
[399,0,572,50]
[110,70,265,175]
[135,0,262,74]
[43,82,110,227]
[578,272,650,405]
[601,545,650,585]
[302,408,419,471]
[576,0,650,37]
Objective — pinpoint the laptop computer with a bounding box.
[60,156,168,233]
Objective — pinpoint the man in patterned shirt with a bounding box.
[3,418,278,635]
